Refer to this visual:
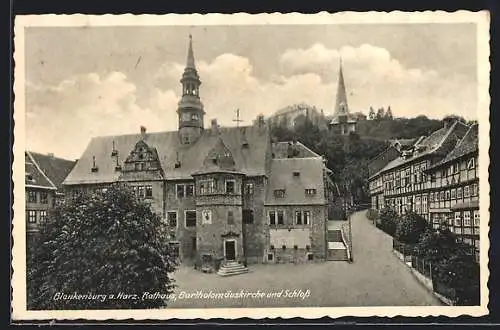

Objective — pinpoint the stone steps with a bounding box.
[217,262,250,277]
[327,229,343,242]
[327,247,349,261]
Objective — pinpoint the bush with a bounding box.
[378,207,398,236]
[395,212,428,244]
[366,209,378,221]
[28,184,177,310]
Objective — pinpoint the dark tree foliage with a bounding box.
[413,225,459,263]
[377,207,399,236]
[356,115,442,140]
[395,212,429,245]
[27,184,177,310]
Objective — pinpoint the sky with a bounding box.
[24,23,478,160]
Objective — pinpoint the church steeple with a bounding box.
[186,34,196,69]
[334,57,349,117]
[177,34,205,145]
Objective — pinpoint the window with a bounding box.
[454,212,462,227]
[186,184,194,197]
[274,189,285,198]
[445,190,450,201]
[452,163,459,174]
[225,180,235,194]
[245,183,254,195]
[137,186,145,198]
[268,211,276,225]
[472,183,478,196]
[135,162,144,171]
[303,211,311,225]
[39,210,47,223]
[268,253,274,261]
[27,210,37,223]
[439,191,444,201]
[243,209,254,224]
[451,188,456,199]
[464,185,470,198]
[463,211,471,227]
[467,158,475,169]
[176,184,185,198]
[293,171,300,177]
[431,174,436,183]
[227,210,234,225]
[191,113,199,121]
[185,211,197,227]
[295,211,302,225]
[307,253,314,261]
[457,187,463,199]
[28,191,37,203]
[430,192,434,202]
[277,210,285,225]
[145,185,153,198]
[282,245,286,250]
[167,211,177,227]
[473,210,480,227]
[40,191,48,204]
[305,189,317,196]
[200,179,215,195]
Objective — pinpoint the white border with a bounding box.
[12,11,490,320]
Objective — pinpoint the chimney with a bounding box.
[140,126,147,139]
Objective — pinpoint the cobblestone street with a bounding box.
[167,210,442,308]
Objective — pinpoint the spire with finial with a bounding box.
[334,56,349,117]
[186,34,196,69]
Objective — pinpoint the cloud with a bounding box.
[26,72,175,159]
[278,43,474,119]
[26,44,476,159]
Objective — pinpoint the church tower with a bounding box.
[177,35,205,145]
[329,58,357,135]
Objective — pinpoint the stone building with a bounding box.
[62,35,334,268]
[329,59,358,135]
[424,124,479,260]
[268,103,328,130]
[25,151,76,244]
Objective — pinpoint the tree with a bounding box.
[395,212,429,245]
[413,225,459,263]
[376,107,385,120]
[368,107,376,120]
[384,106,394,120]
[377,207,399,236]
[28,184,177,310]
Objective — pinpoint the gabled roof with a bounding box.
[271,141,320,159]
[265,157,326,206]
[368,121,470,179]
[26,151,76,190]
[63,125,270,185]
[193,137,241,175]
[428,124,478,170]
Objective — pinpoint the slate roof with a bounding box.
[265,157,326,206]
[428,124,479,169]
[63,125,271,185]
[26,151,76,190]
[368,121,470,179]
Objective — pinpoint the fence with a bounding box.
[411,255,433,278]
[392,239,414,262]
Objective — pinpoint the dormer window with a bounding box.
[305,189,317,196]
[91,156,99,172]
[242,142,249,149]
[274,189,285,198]
[115,165,122,172]
[293,171,300,177]
[174,161,181,169]
[111,150,118,157]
